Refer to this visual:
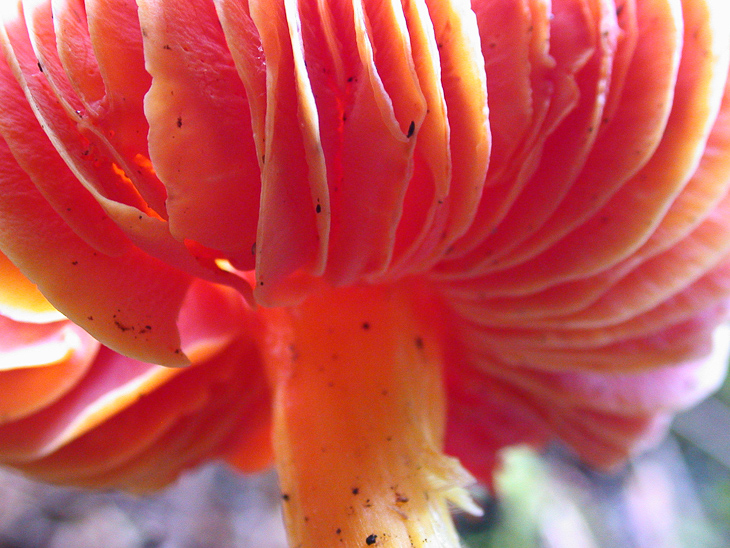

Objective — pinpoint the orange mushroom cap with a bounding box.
[1,0,730,545]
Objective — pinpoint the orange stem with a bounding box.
[261,283,479,547]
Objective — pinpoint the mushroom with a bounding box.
[0,0,729,546]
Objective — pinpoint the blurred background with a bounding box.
[1,374,729,548]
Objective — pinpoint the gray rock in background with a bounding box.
[0,464,288,548]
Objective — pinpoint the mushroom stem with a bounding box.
[261,283,479,547]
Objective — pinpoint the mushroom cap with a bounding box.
[0,0,729,492]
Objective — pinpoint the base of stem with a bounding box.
[261,283,479,547]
